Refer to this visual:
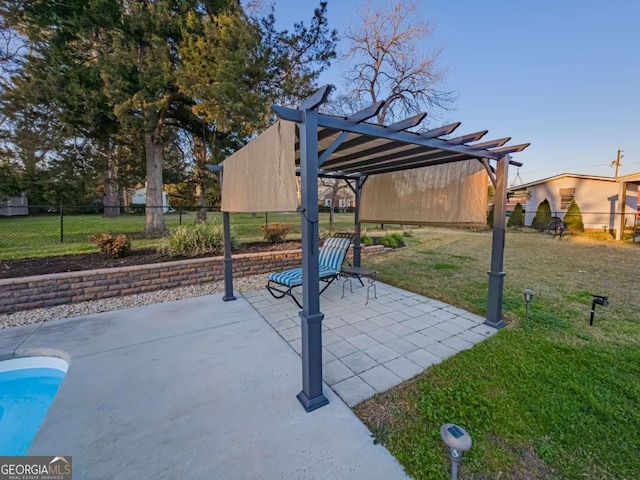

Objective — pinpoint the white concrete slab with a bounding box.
[0,295,409,480]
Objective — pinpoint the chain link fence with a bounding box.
[0,206,359,259]
[2,206,637,259]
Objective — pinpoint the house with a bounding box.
[131,187,173,213]
[508,173,638,231]
[318,183,356,210]
[0,193,29,216]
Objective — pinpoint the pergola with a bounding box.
[210,86,529,412]
[616,172,640,240]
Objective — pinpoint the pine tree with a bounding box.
[563,199,585,232]
[508,203,525,229]
[1,0,337,233]
[531,199,552,231]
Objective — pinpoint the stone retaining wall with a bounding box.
[0,245,385,314]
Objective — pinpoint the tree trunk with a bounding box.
[144,132,166,235]
[193,135,207,223]
[103,153,120,217]
[195,184,208,223]
[329,179,341,231]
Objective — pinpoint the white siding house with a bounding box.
[0,193,29,216]
[131,188,172,213]
[509,174,638,231]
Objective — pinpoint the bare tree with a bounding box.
[320,178,351,230]
[339,0,454,124]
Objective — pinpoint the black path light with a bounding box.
[590,295,609,325]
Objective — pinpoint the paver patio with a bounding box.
[246,280,497,406]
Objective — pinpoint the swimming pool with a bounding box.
[0,356,68,456]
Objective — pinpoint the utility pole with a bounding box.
[612,149,623,179]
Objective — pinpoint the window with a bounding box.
[324,199,332,207]
[559,187,575,210]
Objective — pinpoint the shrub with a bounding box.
[89,233,131,258]
[563,199,585,232]
[532,199,552,231]
[157,221,233,257]
[381,233,404,248]
[507,203,525,228]
[260,222,291,243]
[360,234,373,246]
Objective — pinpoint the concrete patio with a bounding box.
[0,280,497,479]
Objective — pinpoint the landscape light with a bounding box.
[440,423,472,480]
[590,295,609,325]
[522,289,535,318]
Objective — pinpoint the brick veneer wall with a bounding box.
[0,245,385,314]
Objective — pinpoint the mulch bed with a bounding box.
[0,241,302,280]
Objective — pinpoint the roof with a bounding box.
[508,173,616,191]
[617,171,640,183]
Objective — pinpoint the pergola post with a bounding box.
[219,169,236,302]
[615,180,627,241]
[353,176,364,267]
[297,104,328,412]
[485,155,509,328]
[207,164,236,302]
[221,211,235,301]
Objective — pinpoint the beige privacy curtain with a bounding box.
[360,159,488,225]
[221,120,298,212]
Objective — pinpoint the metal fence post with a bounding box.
[60,204,64,243]
[179,206,183,226]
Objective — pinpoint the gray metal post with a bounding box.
[485,155,509,328]
[353,177,363,267]
[222,211,235,301]
[220,170,235,302]
[297,106,328,412]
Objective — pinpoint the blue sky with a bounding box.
[270,0,640,185]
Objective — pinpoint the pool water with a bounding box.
[0,357,67,456]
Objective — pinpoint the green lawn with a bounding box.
[0,211,386,259]
[3,214,638,478]
[356,227,640,479]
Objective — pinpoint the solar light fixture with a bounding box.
[522,289,535,318]
[440,423,472,480]
[590,295,609,325]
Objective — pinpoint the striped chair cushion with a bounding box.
[268,265,341,288]
[268,235,352,288]
[318,236,351,271]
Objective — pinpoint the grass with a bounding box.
[0,211,389,260]
[3,213,638,477]
[355,227,640,479]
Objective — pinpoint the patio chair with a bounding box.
[266,233,354,308]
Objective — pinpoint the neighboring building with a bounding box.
[508,173,638,231]
[131,187,173,213]
[318,183,356,210]
[0,193,29,216]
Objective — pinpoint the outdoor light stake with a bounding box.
[440,424,472,480]
[590,295,609,325]
[522,289,535,318]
